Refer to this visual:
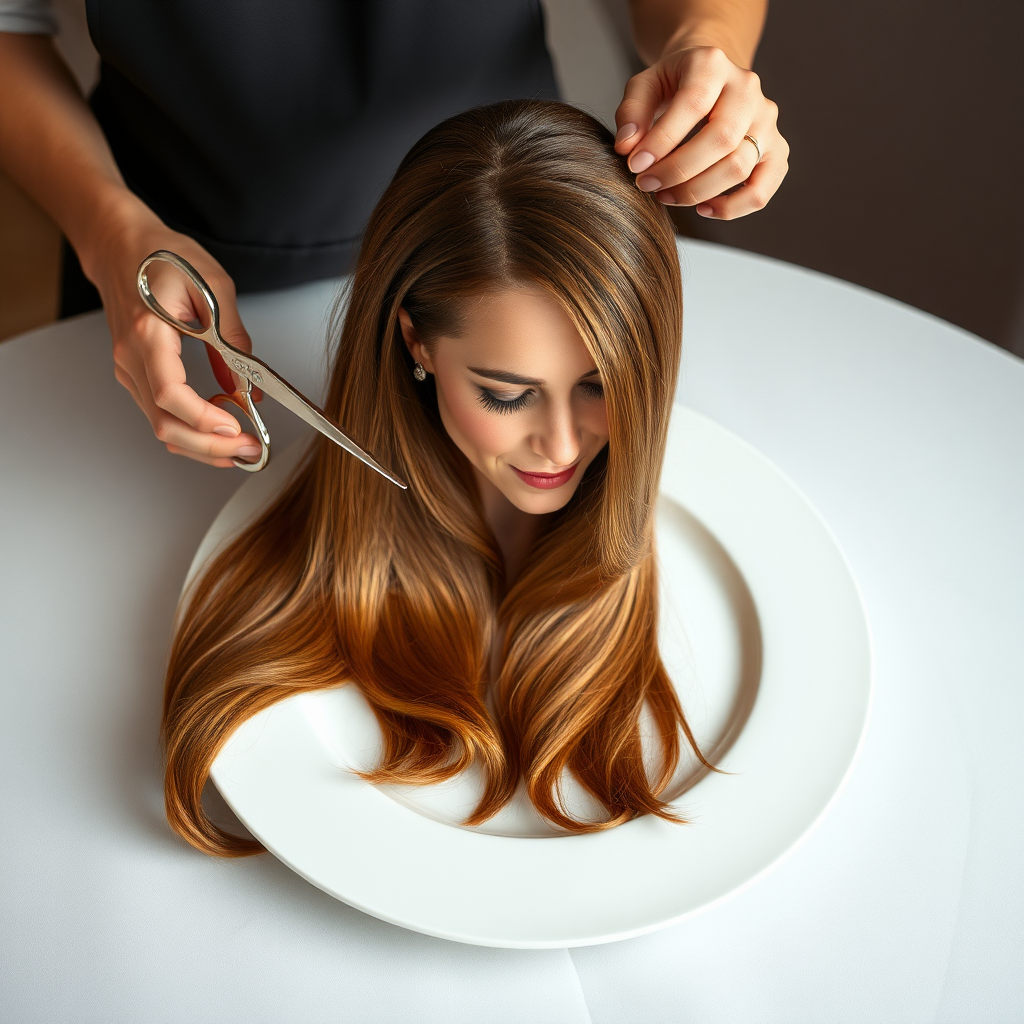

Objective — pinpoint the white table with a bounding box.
[1,240,1021,1023]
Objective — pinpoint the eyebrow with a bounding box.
[468,366,601,386]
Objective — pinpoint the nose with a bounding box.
[531,396,580,468]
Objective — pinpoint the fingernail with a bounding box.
[696,204,715,218]
[629,150,655,173]
[213,424,239,437]
[636,176,662,193]
[615,122,638,144]
[236,445,262,457]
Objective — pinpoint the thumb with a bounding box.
[206,289,260,399]
[614,67,669,153]
[218,288,252,355]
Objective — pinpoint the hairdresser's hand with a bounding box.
[614,45,789,220]
[80,195,263,467]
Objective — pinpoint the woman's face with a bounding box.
[399,286,609,515]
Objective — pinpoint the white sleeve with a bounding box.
[0,0,57,34]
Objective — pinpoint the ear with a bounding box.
[397,308,436,373]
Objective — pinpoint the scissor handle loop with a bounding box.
[209,381,271,473]
[137,250,221,339]
[138,250,270,473]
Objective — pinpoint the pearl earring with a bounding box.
[413,362,427,382]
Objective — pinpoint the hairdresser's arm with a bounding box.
[617,0,789,220]
[0,32,260,466]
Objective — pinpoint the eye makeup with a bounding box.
[475,378,604,415]
[476,387,535,414]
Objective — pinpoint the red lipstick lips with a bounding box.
[511,464,578,489]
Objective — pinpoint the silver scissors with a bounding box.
[137,250,406,488]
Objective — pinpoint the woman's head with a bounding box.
[329,98,682,568]
[163,101,704,856]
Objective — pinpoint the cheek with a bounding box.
[436,380,520,461]
[581,401,609,446]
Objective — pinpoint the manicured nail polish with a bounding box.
[636,176,662,193]
[236,445,262,457]
[629,150,655,173]
[696,204,715,217]
[615,122,638,144]
[213,424,239,437]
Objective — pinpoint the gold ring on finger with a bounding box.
[743,134,762,165]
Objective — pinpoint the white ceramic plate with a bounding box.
[188,407,872,948]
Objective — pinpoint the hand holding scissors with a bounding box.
[137,251,406,487]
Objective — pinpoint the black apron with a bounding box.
[74,0,557,299]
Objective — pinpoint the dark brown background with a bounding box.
[668,0,1024,356]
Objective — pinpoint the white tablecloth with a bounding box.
[1,240,1021,1023]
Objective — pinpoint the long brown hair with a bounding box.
[164,99,707,856]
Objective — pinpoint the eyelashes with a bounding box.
[477,387,534,414]
[476,381,605,415]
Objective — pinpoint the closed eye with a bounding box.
[578,380,604,400]
[477,386,535,414]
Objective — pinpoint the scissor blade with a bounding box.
[245,356,407,489]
